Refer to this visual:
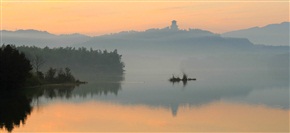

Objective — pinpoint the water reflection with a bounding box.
[29,85,76,99]
[29,69,289,118]
[0,91,33,132]
[0,74,124,132]
[73,81,122,97]
[12,101,290,132]
[24,82,122,101]
[0,69,289,132]
[24,74,124,100]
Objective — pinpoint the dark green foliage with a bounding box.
[56,68,66,83]
[25,72,42,86]
[17,46,125,76]
[45,67,57,83]
[64,67,75,82]
[55,67,76,83]
[36,71,44,80]
[43,67,77,84]
[0,45,32,90]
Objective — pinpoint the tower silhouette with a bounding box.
[170,20,179,30]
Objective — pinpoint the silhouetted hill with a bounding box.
[77,27,254,52]
[3,21,288,48]
[2,21,256,49]
[222,22,290,46]
[1,29,91,47]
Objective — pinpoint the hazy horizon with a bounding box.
[2,1,289,36]
[1,21,289,37]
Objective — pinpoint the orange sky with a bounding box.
[1,0,289,36]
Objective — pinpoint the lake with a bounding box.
[1,66,289,132]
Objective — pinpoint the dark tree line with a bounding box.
[0,45,32,90]
[0,45,124,90]
[17,46,125,75]
[43,67,77,84]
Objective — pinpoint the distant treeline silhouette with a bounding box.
[16,46,125,76]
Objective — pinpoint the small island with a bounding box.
[169,73,196,85]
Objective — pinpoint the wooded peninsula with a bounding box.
[0,45,125,90]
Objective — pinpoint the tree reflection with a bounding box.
[26,85,77,99]
[74,81,123,97]
[25,82,122,100]
[170,79,188,87]
[0,90,33,132]
[26,74,124,99]
[0,74,124,132]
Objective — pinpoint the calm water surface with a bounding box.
[1,69,289,132]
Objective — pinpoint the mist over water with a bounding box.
[5,41,286,132]
[2,40,289,132]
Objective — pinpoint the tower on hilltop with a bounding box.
[170,20,179,30]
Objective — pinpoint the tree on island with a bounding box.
[0,45,32,90]
[45,67,57,83]
[55,67,76,83]
[44,67,78,84]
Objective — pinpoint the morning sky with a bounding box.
[1,0,289,36]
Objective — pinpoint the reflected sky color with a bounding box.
[0,59,288,132]
[0,60,287,132]
[12,101,289,132]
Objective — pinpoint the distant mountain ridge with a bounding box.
[1,26,253,49]
[75,22,254,52]
[222,22,290,46]
[1,21,289,47]
[1,29,92,47]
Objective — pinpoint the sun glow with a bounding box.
[1,1,289,36]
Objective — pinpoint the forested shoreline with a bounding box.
[17,46,124,75]
[0,45,125,90]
